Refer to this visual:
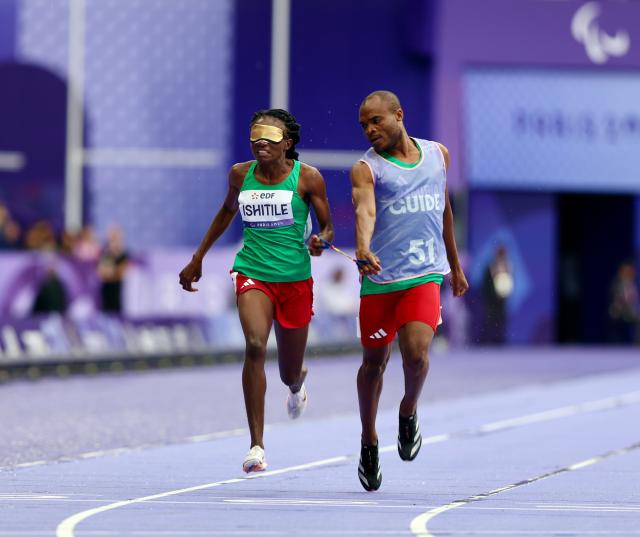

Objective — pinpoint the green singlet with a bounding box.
[232,160,311,282]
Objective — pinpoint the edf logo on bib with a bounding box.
[251,192,276,200]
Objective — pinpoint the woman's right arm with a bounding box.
[179,163,246,292]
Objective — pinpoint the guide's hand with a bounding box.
[179,258,202,292]
[450,267,469,297]
[355,249,381,276]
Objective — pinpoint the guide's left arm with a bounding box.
[438,143,469,298]
[301,164,334,256]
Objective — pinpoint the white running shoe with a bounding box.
[242,445,267,473]
[287,383,308,419]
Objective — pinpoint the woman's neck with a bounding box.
[255,158,292,183]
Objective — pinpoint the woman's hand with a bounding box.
[179,257,203,292]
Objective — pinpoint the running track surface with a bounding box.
[1,347,639,536]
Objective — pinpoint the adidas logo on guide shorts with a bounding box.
[369,328,388,339]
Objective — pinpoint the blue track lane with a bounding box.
[0,361,638,536]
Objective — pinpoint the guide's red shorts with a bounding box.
[358,281,441,347]
[232,272,314,329]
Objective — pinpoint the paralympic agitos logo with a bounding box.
[571,1,630,64]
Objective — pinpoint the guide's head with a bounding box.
[359,90,405,153]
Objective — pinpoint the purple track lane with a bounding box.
[1,347,639,536]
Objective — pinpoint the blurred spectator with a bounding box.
[0,202,22,250]
[98,226,130,313]
[559,254,582,343]
[481,245,513,344]
[319,267,358,317]
[315,266,359,342]
[32,267,67,314]
[608,261,639,344]
[73,225,101,263]
[60,229,77,255]
[25,220,57,251]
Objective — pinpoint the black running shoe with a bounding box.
[358,442,382,491]
[398,412,422,461]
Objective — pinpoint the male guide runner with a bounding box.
[351,90,469,491]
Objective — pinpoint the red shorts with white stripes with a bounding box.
[358,282,441,347]
[232,272,314,329]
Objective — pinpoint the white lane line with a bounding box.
[4,494,640,512]
[10,390,640,472]
[223,498,379,507]
[0,494,67,500]
[11,461,47,469]
[59,530,640,536]
[32,530,640,537]
[409,441,640,537]
[54,389,640,536]
[537,503,640,511]
[388,390,640,454]
[1,425,272,472]
[56,391,640,537]
[381,433,450,453]
[0,528,462,537]
[476,391,640,434]
[56,455,347,537]
[186,425,273,443]
[407,533,640,536]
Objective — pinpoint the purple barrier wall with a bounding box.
[0,63,67,231]
[0,248,363,362]
[636,196,640,276]
[0,0,15,60]
[0,315,212,362]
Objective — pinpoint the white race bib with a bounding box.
[238,190,294,228]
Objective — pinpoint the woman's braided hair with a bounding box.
[250,109,301,160]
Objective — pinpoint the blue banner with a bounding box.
[464,69,640,193]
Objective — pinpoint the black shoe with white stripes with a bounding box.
[398,412,422,461]
[358,442,381,491]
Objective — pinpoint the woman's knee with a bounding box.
[245,335,268,360]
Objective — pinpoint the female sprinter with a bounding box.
[179,109,334,472]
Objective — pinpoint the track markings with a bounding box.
[0,493,68,500]
[55,390,640,537]
[224,498,376,506]
[56,455,348,537]
[9,391,640,473]
[1,426,273,473]
[409,441,640,537]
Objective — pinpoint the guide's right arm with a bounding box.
[350,161,382,275]
[178,164,246,292]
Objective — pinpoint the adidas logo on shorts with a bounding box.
[369,328,388,340]
[240,278,255,289]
